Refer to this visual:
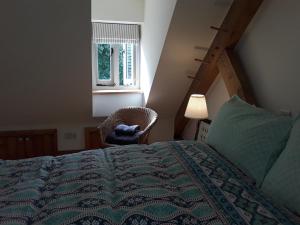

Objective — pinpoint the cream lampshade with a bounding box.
[184,94,208,119]
[184,94,208,141]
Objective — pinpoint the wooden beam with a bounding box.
[174,0,264,139]
[218,49,256,104]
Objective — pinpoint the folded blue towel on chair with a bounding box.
[115,124,140,136]
[106,131,142,145]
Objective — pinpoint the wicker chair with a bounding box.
[97,107,158,148]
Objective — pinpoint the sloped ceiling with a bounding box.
[146,0,233,117]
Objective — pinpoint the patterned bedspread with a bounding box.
[0,141,297,225]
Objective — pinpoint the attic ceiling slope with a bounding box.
[146,0,233,117]
[174,0,264,138]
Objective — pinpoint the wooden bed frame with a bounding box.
[174,0,264,138]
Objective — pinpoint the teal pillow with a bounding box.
[206,96,293,186]
[261,118,300,214]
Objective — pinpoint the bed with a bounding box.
[0,140,295,225]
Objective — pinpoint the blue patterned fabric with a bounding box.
[0,141,297,225]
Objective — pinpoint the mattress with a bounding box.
[0,141,296,225]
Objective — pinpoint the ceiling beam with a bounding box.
[174,0,264,139]
[218,49,256,104]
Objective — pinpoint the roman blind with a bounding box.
[92,22,140,45]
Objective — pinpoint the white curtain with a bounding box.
[92,22,140,45]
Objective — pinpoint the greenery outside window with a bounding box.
[95,43,138,88]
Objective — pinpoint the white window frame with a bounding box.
[92,43,140,90]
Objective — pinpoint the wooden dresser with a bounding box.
[0,129,57,160]
[85,127,101,149]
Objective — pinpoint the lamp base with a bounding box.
[194,120,201,141]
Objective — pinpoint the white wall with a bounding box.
[137,0,177,142]
[0,0,101,150]
[0,0,92,126]
[236,0,300,115]
[92,0,144,22]
[93,93,144,117]
[140,0,177,103]
[205,74,230,120]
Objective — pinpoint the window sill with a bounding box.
[92,89,143,95]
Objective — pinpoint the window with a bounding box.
[96,43,137,87]
[92,22,140,89]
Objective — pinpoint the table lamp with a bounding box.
[184,94,208,140]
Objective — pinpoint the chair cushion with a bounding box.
[261,118,300,214]
[106,131,141,145]
[115,124,140,136]
[206,96,293,186]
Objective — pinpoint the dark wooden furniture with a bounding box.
[0,129,57,160]
[85,127,102,149]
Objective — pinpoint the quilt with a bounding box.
[0,141,297,225]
